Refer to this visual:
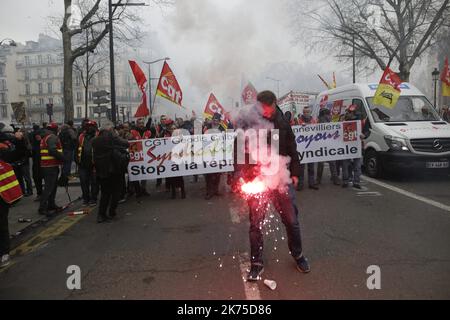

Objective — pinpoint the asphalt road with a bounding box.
[0,170,449,300]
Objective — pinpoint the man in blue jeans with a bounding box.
[236,91,310,281]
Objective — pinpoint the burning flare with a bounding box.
[240,178,267,195]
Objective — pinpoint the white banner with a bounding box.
[293,121,362,164]
[128,132,235,181]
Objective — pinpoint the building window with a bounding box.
[39,98,44,107]
[25,84,31,95]
[37,69,42,79]
[47,68,52,78]
[47,54,52,64]
[38,83,43,94]
[38,55,43,65]
[25,69,30,80]
[27,99,31,108]
[88,91,93,101]
[1,106,7,118]
[0,79,6,91]
[0,64,5,77]
[75,75,81,86]
[76,92,82,102]
[0,93,5,104]
[76,107,82,118]
[48,83,52,94]
[60,82,64,93]
[25,56,30,66]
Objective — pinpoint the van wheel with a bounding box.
[364,150,381,178]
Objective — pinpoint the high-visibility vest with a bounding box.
[77,132,98,163]
[0,160,23,204]
[40,134,63,167]
[130,129,151,140]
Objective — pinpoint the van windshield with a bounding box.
[366,96,440,122]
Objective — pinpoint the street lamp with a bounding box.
[108,1,147,125]
[266,77,281,98]
[0,38,17,47]
[432,68,440,110]
[143,57,170,113]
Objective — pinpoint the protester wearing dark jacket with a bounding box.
[77,121,98,206]
[235,91,310,281]
[92,123,129,223]
[30,125,44,200]
[58,121,77,183]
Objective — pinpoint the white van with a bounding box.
[313,83,450,178]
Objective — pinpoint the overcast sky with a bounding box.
[1,0,431,112]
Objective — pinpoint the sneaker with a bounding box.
[353,184,362,190]
[247,265,264,281]
[296,256,311,273]
[0,254,10,268]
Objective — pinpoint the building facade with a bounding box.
[2,34,143,126]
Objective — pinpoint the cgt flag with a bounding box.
[241,82,258,105]
[203,93,230,129]
[128,60,149,117]
[373,66,402,109]
[156,61,183,106]
[441,57,450,97]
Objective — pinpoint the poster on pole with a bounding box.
[293,121,362,164]
[128,132,236,181]
[11,102,27,124]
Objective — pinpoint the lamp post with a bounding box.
[143,57,170,113]
[108,1,147,125]
[432,68,440,110]
[266,77,281,98]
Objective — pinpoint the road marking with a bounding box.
[356,191,382,197]
[238,253,262,300]
[362,176,450,213]
[11,214,87,257]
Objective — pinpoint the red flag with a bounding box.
[156,61,183,106]
[128,60,147,90]
[203,93,230,129]
[441,57,450,97]
[134,91,149,118]
[241,82,258,105]
[129,60,149,117]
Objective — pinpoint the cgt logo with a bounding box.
[160,76,182,105]
[129,141,144,162]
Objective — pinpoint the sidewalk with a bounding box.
[8,179,83,239]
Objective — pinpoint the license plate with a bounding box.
[426,162,449,169]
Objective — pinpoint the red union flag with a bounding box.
[129,60,149,117]
[203,93,230,129]
[373,66,402,109]
[156,61,183,106]
[441,57,450,97]
[128,60,147,90]
[241,82,258,105]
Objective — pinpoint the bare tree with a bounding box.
[73,28,109,118]
[291,0,450,81]
[60,0,145,122]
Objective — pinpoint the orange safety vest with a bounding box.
[130,129,151,140]
[40,134,63,167]
[0,160,23,204]
[77,132,98,163]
